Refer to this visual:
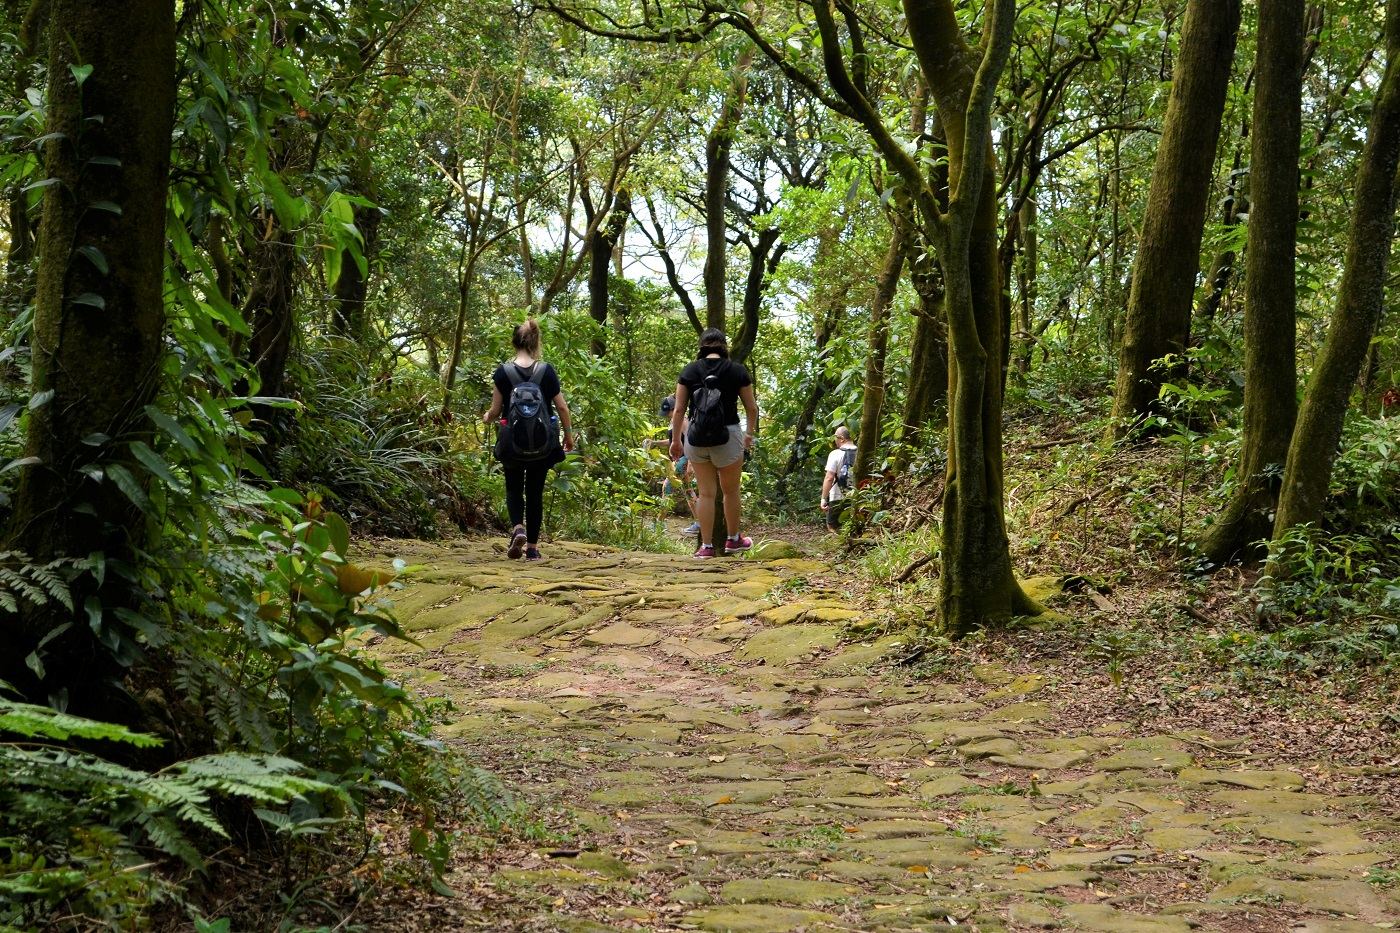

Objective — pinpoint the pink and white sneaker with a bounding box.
[693,544,717,559]
[724,534,753,554]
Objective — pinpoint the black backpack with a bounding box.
[835,447,856,490]
[500,363,555,462]
[687,361,731,447]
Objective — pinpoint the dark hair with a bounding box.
[697,327,729,359]
[512,319,541,356]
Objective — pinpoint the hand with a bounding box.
[563,431,575,453]
[743,433,755,450]
[820,500,829,512]
[669,438,683,461]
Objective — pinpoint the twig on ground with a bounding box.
[895,553,936,583]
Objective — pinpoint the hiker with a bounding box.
[657,395,701,535]
[669,328,759,558]
[821,426,858,532]
[483,319,574,560]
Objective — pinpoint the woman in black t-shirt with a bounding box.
[483,319,574,560]
[668,328,759,558]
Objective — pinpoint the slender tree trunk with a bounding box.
[853,209,909,484]
[587,189,629,357]
[1201,0,1305,565]
[1015,191,1038,375]
[1195,116,1249,323]
[331,198,380,340]
[899,241,948,461]
[0,0,175,709]
[731,227,781,365]
[1109,0,1242,435]
[244,221,298,419]
[1274,0,1400,539]
[704,48,754,331]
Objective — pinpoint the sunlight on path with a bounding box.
[373,539,1399,932]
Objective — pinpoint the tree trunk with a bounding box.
[1274,0,1400,539]
[903,0,1039,636]
[330,200,380,341]
[853,210,908,483]
[1015,191,1038,375]
[1200,0,1305,566]
[0,0,175,709]
[244,220,298,432]
[587,188,629,357]
[730,226,781,365]
[704,48,754,331]
[1109,0,1242,436]
[899,241,948,460]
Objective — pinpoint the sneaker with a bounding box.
[724,534,753,554]
[693,544,716,559]
[507,525,527,559]
[524,546,543,561]
[681,521,701,535]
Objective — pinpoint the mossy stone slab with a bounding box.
[719,877,856,906]
[686,905,837,933]
[1178,767,1305,791]
[735,625,841,665]
[1060,904,1192,932]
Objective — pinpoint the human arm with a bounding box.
[553,392,575,452]
[821,469,835,510]
[668,384,689,460]
[483,385,503,424]
[739,384,759,449]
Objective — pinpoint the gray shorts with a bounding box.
[684,425,745,469]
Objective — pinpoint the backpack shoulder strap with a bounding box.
[507,362,541,387]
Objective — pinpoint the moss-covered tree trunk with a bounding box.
[1200,0,1305,565]
[899,250,948,461]
[1274,0,1400,538]
[1109,0,1241,435]
[853,209,908,484]
[904,0,1040,636]
[0,0,175,708]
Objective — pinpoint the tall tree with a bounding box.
[1200,0,1306,565]
[1108,0,1242,435]
[0,0,175,708]
[1274,0,1400,539]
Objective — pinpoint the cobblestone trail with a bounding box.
[374,539,1399,932]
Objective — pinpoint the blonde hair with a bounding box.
[512,319,541,357]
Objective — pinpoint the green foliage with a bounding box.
[1220,524,1400,676]
[0,695,335,929]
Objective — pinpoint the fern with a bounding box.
[0,700,163,747]
[0,551,77,614]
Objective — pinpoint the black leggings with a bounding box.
[504,464,551,543]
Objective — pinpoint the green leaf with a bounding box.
[324,512,350,558]
[76,244,109,274]
[129,441,183,490]
[105,463,150,511]
[89,200,123,215]
[69,63,94,86]
[70,292,106,310]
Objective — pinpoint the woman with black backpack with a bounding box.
[483,320,574,560]
[668,329,758,558]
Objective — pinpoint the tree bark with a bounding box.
[0,0,175,709]
[587,188,629,356]
[1274,0,1400,539]
[1200,0,1305,565]
[1109,0,1242,435]
[704,48,754,331]
[853,209,908,485]
[330,199,380,341]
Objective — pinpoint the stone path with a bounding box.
[373,538,1399,932]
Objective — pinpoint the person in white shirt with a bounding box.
[820,427,858,532]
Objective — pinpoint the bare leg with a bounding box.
[718,458,743,534]
[692,460,719,545]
